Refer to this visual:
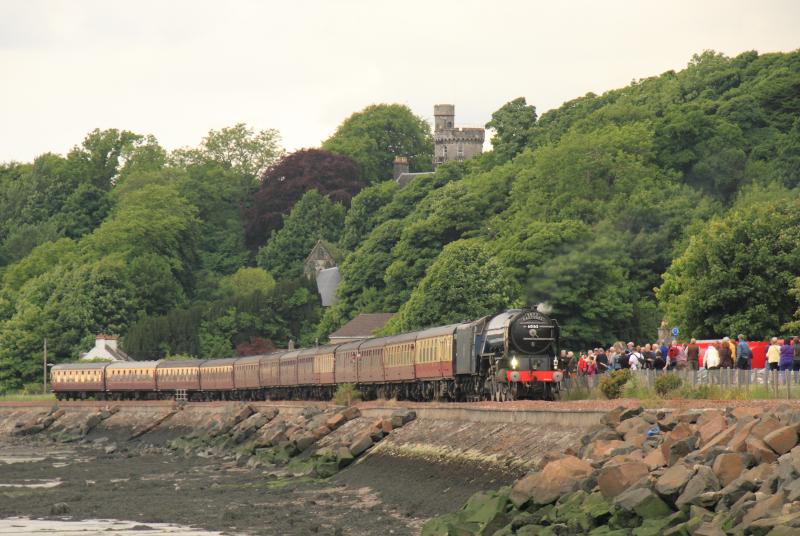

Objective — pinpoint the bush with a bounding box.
[599,369,632,399]
[333,383,362,406]
[654,374,683,396]
[22,382,43,395]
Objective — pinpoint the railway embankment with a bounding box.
[0,401,601,472]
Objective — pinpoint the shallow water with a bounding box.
[0,478,61,489]
[0,517,230,535]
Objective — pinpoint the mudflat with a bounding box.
[0,439,516,535]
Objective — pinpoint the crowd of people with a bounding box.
[559,336,800,377]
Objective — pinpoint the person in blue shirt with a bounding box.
[736,334,752,370]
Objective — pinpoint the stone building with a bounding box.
[433,104,485,167]
[392,156,431,187]
[304,240,343,307]
[303,240,339,280]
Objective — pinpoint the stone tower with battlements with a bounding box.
[433,104,484,167]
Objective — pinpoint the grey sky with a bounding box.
[1,1,798,163]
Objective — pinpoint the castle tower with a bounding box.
[434,104,455,132]
[433,104,485,167]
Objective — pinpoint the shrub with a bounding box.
[22,382,43,395]
[654,374,683,397]
[599,369,632,399]
[333,383,362,406]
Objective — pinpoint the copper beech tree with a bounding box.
[244,149,364,248]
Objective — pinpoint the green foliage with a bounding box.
[599,369,632,399]
[124,278,320,360]
[383,240,520,334]
[257,190,346,280]
[323,103,434,182]
[654,374,684,397]
[786,277,800,332]
[339,180,398,250]
[170,123,284,179]
[658,184,800,339]
[333,383,362,406]
[217,267,276,300]
[485,97,538,162]
[525,233,637,348]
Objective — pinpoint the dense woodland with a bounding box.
[1,50,799,391]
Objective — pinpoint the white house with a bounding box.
[80,334,133,362]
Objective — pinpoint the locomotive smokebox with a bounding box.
[508,310,559,355]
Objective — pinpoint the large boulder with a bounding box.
[696,423,737,456]
[728,419,758,452]
[712,452,745,487]
[613,487,672,519]
[675,466,720,509]
[660,423,696,465]
[326,413,345,430]
[598,461,649,499]
[349,433,373,457]
[665,435,698,466]
[746,436,779,464]
[587,439,631,460]
[391,408,415,425]
[655,463,694,498]
[341,406,361,421]
[697,413,728,446]
[509,456,594,507]
[751,417,782,440]
[737,492,785,531]
[747,512,800,534]
[763,426,799,455]
[731,407,760,420]
[643,447,666,470]
[718,477,757,507]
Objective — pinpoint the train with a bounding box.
[51,308,562,402]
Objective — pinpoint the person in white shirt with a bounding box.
[629,347,642,370]
[704,343,720,369]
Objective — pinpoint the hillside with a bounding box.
[0,50,798,391]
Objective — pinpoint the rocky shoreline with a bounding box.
[423,404,800,535]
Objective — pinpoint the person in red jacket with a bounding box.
[667,341,681,367]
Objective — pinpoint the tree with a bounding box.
[171,123,284,179]
[66,128,144,190]
[322,104,433,182]
[217,267,276,300]
[257,190,346,280]
[485,97,538,162]
[526,235,638,349]
[383,240,519,334]
[657,186,800,340]
[245,149,363,247]
[339,180,398,250]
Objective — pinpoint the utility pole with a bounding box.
[43,338,47,395]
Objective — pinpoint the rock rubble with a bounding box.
[424,404,800,535]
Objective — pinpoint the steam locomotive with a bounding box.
[51,308,562,402]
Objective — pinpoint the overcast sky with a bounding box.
[1,1,798,163]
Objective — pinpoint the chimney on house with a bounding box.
[96,334,118,351]
[393,156,409,180]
